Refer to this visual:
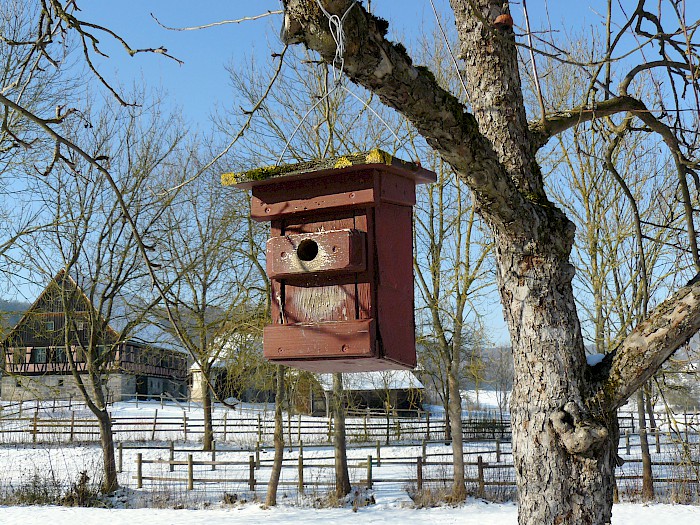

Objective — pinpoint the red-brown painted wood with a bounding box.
[236,162,435,372]
[264,320,375,360]
[266,229,366,279]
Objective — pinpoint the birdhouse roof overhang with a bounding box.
[222,149,436,190]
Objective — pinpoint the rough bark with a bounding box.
[266,365,285,506]
[280,1,700,523]
[332,373,351,498]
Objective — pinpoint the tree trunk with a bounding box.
[95,407,118,493]
[500,236,618,525]
[443,391,452,441]
[447,364,466,500]
[202,372,214,451]
[332,373,351,499]
[266,365,285,506]
[636,389,654,501]
[280,1,700,522]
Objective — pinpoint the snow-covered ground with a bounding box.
[1,397,698,523]
[2,501,700,524]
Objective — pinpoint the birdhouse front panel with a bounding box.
[224,150,436,372]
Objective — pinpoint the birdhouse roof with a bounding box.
[222,149,435,189]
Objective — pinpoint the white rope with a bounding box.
[277,1,357,164]
[315,0,357,83]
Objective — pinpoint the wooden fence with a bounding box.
[0,406,511,445]
[122,439,699,501]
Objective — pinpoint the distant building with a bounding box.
[0,271,188,401]
[312,371,424,416]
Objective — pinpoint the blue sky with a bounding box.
[77,1,628,129]
[11,1,700,345]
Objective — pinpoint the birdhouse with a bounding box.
[223,150,436,372]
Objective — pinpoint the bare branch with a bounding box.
[151,10,283,32]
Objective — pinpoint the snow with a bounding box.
[1,399,698,523]
[1,502,699,524]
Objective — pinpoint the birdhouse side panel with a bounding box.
[374,202,416,367]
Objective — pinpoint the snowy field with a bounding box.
[2,500,700,525]
[0,395,698,523]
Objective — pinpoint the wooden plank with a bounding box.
[267,229,366,279]
[380,170,417,206]
[263,320,375,360]
[251,170,377,221]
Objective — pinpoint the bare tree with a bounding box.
[279,2,700,523]
[158,146,267,451]
[22,93,183,492]
[414,155,491,499]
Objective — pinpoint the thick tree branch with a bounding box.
[281,0,528,229]
[529,96,646,148]
[591,274,700,410]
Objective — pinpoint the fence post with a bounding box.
[655,428,661,454]
[211,441,216,471]
[169,441,175,472]
[426,412,431,441]
[69,411,75,443]
[327,418,332,443]
[395,419,401,441]
[376,440,381,467]
[151,409,158,441]
[118,441,123,473]
[32,409,38,444]
[187,454,194,491]
[477,455,485,498]
[496,439,501,463]
[297,414,302,444]
[421,439,427,461]
[183,413,188,441]
[366,455,373,489]
[417,457,423,491]
[249,455,256,492]
[255,441,261,469]
[136,453,143,489]
[363,413,368,442]
[257,414,262,442]
[223,413,228,442]
[298,449,304,494]
[625,430,631,455]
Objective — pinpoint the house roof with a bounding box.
[2,270,186,355]
[317,371,424,392]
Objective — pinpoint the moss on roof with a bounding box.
[221,149,422,187]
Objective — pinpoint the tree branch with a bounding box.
[591,274,700,410]
[281,0,527,228]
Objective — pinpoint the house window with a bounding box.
[57,378,64,387]
[30,347,47,364]
[45,321,55,331]
[54,347,68,363]
[75,321,85,331]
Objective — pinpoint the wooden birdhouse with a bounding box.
[223,150,436,372]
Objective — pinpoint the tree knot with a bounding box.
[550,402,609,456]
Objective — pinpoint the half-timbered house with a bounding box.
[0,271,189,401]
